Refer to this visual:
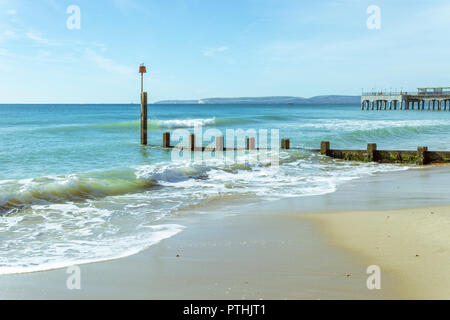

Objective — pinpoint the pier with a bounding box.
[361,87,450,111]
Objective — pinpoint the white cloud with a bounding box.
[1,29,17,40]
[113,0,138,12]
[25,32,49,44]
[203,46,229,57]
[85,49,134,76]
[5,9,16,15]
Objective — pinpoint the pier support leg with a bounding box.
[367,143,378,162]
[320,141,330,156]
[140,92,148,145]
[216,136,224,151]
[417,146,429,165]
[163,132,171,148]
[371,102,374,110]
[438,100,442,111]
[428,101,431,110]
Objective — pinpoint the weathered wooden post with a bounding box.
[247,137,256,150]
[163,132,171,148]
[320,141,330,156]
[417,146,429,165]
[139,64,148,146]
[216,136,224,151]
[281,139,290,150]
[141,92,148,145]
[367,143,378,162]
[189,134,195,151]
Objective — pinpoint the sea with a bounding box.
[1,103,449,274]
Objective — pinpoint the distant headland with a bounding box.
[154,95,360,105]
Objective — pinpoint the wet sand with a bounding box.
[0,212,393,299]
[1,166,450,299]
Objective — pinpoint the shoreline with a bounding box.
[1,165,450,299]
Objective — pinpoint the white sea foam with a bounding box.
[0,217,184,275]
[289,119,450,132]
[155,117,216,128]
[0,150,409,275]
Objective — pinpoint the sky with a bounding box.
[1,0,450,103]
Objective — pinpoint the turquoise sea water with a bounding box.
[1,103,450,274]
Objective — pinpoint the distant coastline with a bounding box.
[154,95,360,105]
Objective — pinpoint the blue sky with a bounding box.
[0,0,450,103]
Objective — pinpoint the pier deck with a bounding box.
[361,87,450,111]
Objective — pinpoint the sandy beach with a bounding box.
[305,205,450,299]
[0,209,393,300]
[1,166,450,299]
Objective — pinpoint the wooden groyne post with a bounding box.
[281,139,290,150]
[367,143,378,162]
[141,92,148,145]
[163,132,171,148]
[189,133,196,151]
[320,141,330,156]
[216,136,224,151]
[139,64,148,145]
[246,137,256,150]
[417,146,428,165]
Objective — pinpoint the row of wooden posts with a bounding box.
[140,92,292,150]
[318,141,446,165]
[162,132,291,151]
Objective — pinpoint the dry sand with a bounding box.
[304,206,450,299]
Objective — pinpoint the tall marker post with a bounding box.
[139,64,148,145]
